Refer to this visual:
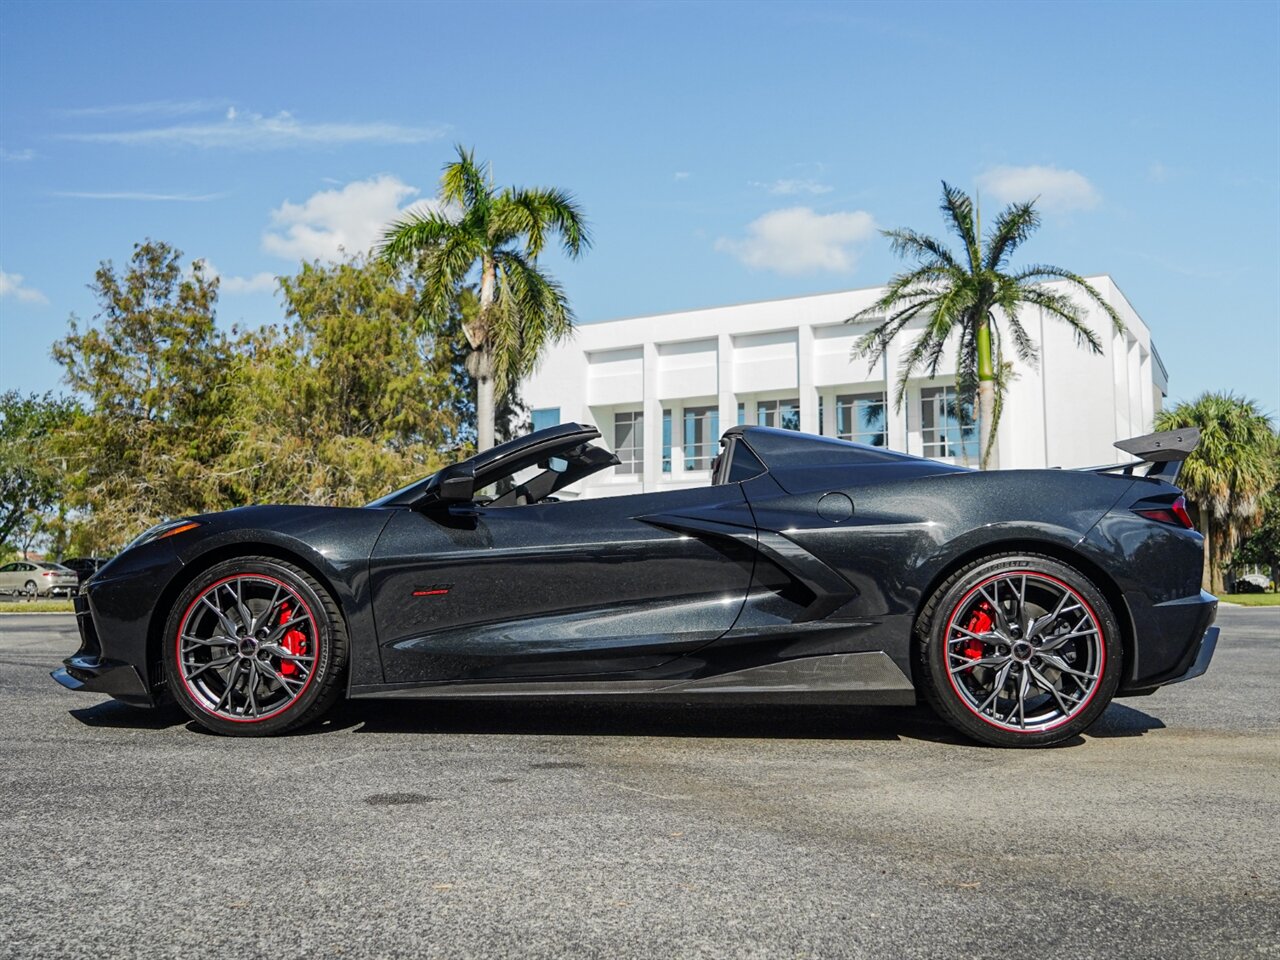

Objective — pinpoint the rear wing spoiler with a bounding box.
[1085,427,1200,482]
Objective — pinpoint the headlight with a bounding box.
[124,519,201,551]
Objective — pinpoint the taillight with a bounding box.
[1135,494,1195,530]
[41,571,53,577]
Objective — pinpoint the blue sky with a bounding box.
[1,0,1277,415]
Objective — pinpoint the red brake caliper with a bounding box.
[278,602,307,678]
[962,603,993,664]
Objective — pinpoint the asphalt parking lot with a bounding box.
[1,607,1277,960]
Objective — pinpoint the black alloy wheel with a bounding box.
[163,556,348,736]
[918,553,1122,748]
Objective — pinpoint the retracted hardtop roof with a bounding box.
[370,422,612,508]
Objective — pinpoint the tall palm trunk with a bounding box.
[474,351,495,452]
[474,257,498,451]
[1197,511,1213,594]
[976,315,995,470]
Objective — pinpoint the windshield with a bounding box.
[366,471,437,508]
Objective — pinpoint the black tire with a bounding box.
[916,553,1122,748]
[163,556,348,737]
[24,580,37,599]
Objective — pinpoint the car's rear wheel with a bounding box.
[163,556,348,736]
[24,579,37,599]
[917,553,1121,748]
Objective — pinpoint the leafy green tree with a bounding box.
[1234,484,1280,590]
[217,256,472,506]
[380,145,590,450]
[849,183,1124,467]
[0,391,78,551]
[1156,392,1278,593]
[51,240,232,549]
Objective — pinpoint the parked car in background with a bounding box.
[60,557,109,586]
[0,561,80,597]
[1234,573,1272,594]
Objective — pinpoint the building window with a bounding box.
[836,393,888,447]
[920,386,977,461]
[662,409,672,473]
[613,411,643,475]
[683,406,719,471]
[757,398,800,430]
[532,407,560,433]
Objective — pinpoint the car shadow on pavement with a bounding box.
[317,699,973,743]
[321,697,1168,746]
[1083,700,1168,738]
[66,694,1168,747]
[69,699,188,730]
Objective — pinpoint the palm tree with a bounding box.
[1155,392,1278,593]
[849,182,1124,467]
[380,146,590,450]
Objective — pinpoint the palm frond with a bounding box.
[489,249,575,391]
[416,233,485,322]
[998,309,1041,367]
[440,144,491,211]
[498,187,592,258]
[883,228,959,270]
[1011,265,1126,335]
[378,210,458,265]
[983,201,1040,271]
[1018,287,1104,354]
[853,295,942,382]
[939,181,980,271]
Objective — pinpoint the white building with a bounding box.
[521,275,1167,498]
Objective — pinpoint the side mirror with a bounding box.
[435,462,476,504]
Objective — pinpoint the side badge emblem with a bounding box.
[412,584,453,597]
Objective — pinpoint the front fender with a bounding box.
[169,506,395,687]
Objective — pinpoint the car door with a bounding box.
[8,562,35,593]
[369,484,757,684]
[0,563,17,593]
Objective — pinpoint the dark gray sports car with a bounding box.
[53,423,1218,746]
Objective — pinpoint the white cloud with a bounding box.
[975,164,1100,212]
[222,272,277,295]
[58,99,228,118]
[674,171,691,180]
[0,269,49,304]
[753,178,834,196]
[716,207,877,275]
[199,261,277,296]
[261,175,437,262]
[59,110,445,150]
[1,148,35,162]
[54,190,225,202]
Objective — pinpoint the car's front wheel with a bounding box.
[163,556,348,736]
[917,553,1122,748]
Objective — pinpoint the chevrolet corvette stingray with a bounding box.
[53,423,1218,747]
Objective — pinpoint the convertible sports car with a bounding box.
[52,423,1218,747]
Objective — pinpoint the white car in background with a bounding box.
[0,561,79,598]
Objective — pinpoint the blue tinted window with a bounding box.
[662,409,672,473]
[683,406,718,471]
[532,407,560,433]
[920,386,977,461]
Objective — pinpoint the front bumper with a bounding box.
[50,593,155,707]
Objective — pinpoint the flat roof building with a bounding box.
[521,275,1166,499]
